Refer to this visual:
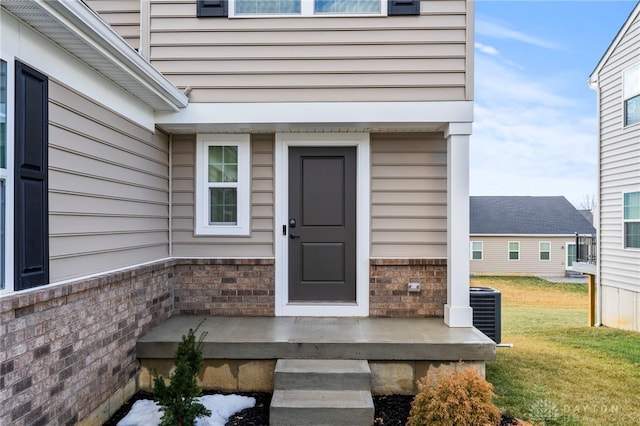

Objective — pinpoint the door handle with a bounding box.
[288,218,299,239]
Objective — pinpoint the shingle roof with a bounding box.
[470,196,596,235]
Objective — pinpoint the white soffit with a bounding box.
[1,0,187,111]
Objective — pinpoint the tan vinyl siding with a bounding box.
[469,236,570,276]
[597,10,640,292]
[148,0,471,103]
[85,0,141,50]
[48,80,170,282]
[370,133,447,258]
[171,134,275,257]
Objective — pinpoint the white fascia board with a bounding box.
[43,0,188,109]
[156,101,474,130]
[2,11,155,131]
[588,2,640,86]
[3,0,187,111]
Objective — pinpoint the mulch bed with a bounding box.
[103,391,520,425]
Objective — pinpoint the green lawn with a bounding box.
[473,276,640,426]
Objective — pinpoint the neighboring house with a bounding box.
[0,0,479,424]
[578,209,594,226]
[470,196,595,277]
[585,1,640,332]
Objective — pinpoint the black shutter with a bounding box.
[197,0,228,17]
[14,62,49,291]
[388,0,420,16]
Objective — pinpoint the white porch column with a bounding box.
[444,122,474,327]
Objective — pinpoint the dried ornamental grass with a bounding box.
[407,364,501,426]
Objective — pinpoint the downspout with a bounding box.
[587,75,602,327]
[168,133,173,258]
[168,133,175,313]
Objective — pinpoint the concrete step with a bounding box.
[270,359,374,425]
[274,359,371,391]
[269,390,374,426]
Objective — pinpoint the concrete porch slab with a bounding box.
[136,316,495,361]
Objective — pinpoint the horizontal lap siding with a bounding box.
[48,81,170,282]
[370,133,447,258]
[148,0,470,102]
[598,12,640,292]
[85,0,141,50]
[171,134,275,257]
[469,236,569,276]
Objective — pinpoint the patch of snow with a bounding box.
[117,400,163,426]
[116,394,256,426]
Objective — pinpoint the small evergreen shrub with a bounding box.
[153,321,211,426]
[407,363,501,426]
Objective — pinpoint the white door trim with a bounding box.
[566,242,576,270]
[274,133,370,316]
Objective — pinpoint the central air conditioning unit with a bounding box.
[470,286,501,344]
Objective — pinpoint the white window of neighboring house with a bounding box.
[230,0,386,17]
[623,63,640,127]
[195,134,251,236]
[623,191,640,249]
[0,59,8,291]
[539,241,551,261]
[508,241,520,261]
[470,241,483,260]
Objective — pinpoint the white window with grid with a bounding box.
[624,191,640,249]
[508,241,520,261]
[470,241,483,260]
[195,134,251,236]
[229,0,386,17]
[539,241,551,261]
[623,63,640,127]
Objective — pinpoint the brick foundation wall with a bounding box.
[370,259,447,317]
[173,259,275,316]
[171,258,446,318]
[0,257,447,425]
[0,261,174,426]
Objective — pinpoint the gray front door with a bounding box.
[288,147,357,302]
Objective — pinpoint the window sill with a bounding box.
[194,226,251,237]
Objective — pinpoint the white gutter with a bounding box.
[2,0,188,111]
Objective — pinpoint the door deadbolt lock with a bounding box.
[289,218,297,228]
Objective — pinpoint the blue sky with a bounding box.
[471,0,638,208]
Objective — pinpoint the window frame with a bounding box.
[470,241,483,260]
[195,134,251,236]
[0,56,13,294]
[539,241,551,261]
[623,63,640,128]
[623,191,640,249]
[508,241,520,261]
[228,0,388,18]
